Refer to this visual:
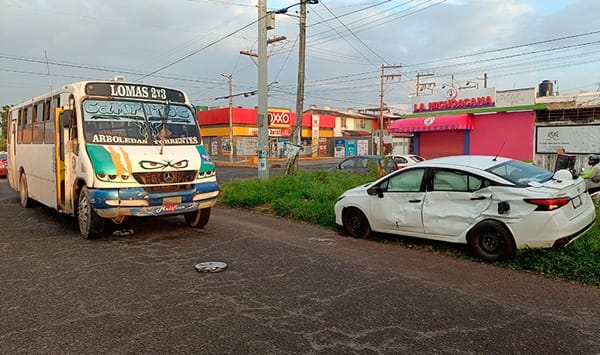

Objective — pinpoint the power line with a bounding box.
[134,17,260,81]
[317,0,389,64]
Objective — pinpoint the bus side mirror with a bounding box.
[60,109,74,128]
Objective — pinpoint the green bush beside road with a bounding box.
[218,170,600,287]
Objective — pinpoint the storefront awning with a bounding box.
[389,114,474,133]
[342,130,371,136]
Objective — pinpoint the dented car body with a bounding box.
[334,155,596,261]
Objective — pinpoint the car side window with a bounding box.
[340,159,355,169]
[387,168,425,192]
[358,158,369,169]
[393,157,408,164]
[432,169,485,192]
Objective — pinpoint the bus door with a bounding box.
[56,107,77,214]
[7,112,18,189]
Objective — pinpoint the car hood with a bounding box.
[341,182,374,196]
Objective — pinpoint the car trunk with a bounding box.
[527,178,591,219]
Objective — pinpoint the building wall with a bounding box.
[469,111,534,161]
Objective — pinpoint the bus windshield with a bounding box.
[82,99,200,145]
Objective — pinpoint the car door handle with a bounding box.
[408,199,421,203]
[470,196,486,200]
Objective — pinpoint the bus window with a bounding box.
[17,109,23,144]
[44,100,54,143]
[33,103,45,143]
[23,107,33,144]
[43,100,50,121]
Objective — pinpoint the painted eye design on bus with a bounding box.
[170,160,189,168]
[139,159,189,170]
[139,160,168,170]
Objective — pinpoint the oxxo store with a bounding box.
[197,107,335,160]
[390,87,541,161]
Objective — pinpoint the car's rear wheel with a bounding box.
[78,187,105,239]
[19,173,31,208]
[342,207,372,238]
[185,208,211,228]
[468,220,515,262]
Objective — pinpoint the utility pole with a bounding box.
[221,74,234,163]
[240,35,287,67]
[293,0,307,147]
[257,0,269,179]
[416,72,435,96]
[283,0,318,175]
[378,64,401,157]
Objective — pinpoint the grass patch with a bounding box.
[218,170,600,287]
[218,170,373,228]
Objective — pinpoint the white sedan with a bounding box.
[334,155,596,262]
[387,154,425,169]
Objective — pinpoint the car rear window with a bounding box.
[487,160,554,185]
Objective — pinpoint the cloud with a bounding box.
[1,0,598,109]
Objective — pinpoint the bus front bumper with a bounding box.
[86,182,219,218]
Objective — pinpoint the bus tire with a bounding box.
[19,173,31,208]
[184,208,211,228]
[78,187,105,239]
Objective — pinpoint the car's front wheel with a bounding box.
[468,220,515,262]
[342,207,372,238]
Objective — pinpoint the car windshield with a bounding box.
[487,160,554,185]
[82,99,200,145]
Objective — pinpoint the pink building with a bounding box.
[390,87,540,161]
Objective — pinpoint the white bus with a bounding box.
[7,78,219,238]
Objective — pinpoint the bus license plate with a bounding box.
[571,195,582,209]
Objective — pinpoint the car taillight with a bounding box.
[524,197,570,211]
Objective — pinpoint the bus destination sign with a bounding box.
[85,83,186,103]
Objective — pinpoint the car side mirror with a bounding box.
[60,109,74,128]
[367,186,384,198]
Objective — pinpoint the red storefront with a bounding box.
[390,87,536,160]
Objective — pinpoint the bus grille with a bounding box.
[132,170,197,193]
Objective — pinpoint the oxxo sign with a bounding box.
[269,111,291,126]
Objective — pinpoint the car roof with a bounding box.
[417,155,511,170]
[344,155,381,160]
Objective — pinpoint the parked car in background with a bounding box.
[388,154,426,169]
[0,153,7,178]
[334,155,596,262]
[334,155,397,176]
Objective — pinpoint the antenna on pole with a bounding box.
[44,50,52,93]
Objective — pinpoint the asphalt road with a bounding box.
[1,178,599,354]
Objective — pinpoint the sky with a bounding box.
[1,0,599,114]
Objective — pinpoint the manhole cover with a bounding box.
[194,261,227,273]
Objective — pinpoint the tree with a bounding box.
[0,105,10,151]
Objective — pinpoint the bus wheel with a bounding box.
[19,173,31,208]
[184,208,211,228]
[78,187,105,239]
